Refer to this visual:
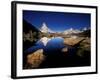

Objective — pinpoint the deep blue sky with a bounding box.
[23,10,90,32]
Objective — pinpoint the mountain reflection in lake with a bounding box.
[23,37,90,69]
[25,37,65,53]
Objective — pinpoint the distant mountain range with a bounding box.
[63,28,82,35]
[39,22,89,35]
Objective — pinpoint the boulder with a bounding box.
[26,49,45,68]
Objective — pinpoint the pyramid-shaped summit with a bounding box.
[40,22,48,33]
[40,22,54,33]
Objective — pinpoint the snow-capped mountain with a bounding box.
[40,22,54,33]
[82,27,87,31]
[63,28,82,35]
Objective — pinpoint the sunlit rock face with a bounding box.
[64,37,84,46]
[26,49,45,68]
[39,37,54,46]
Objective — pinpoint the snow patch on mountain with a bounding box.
[63,28,82,34]
[82,27,89,31]
[40,22,54,33]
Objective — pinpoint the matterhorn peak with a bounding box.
[42,22,48,29]
[40,22,48,33]
[40,22,54,33]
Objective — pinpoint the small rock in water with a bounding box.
[62,47,68,52]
